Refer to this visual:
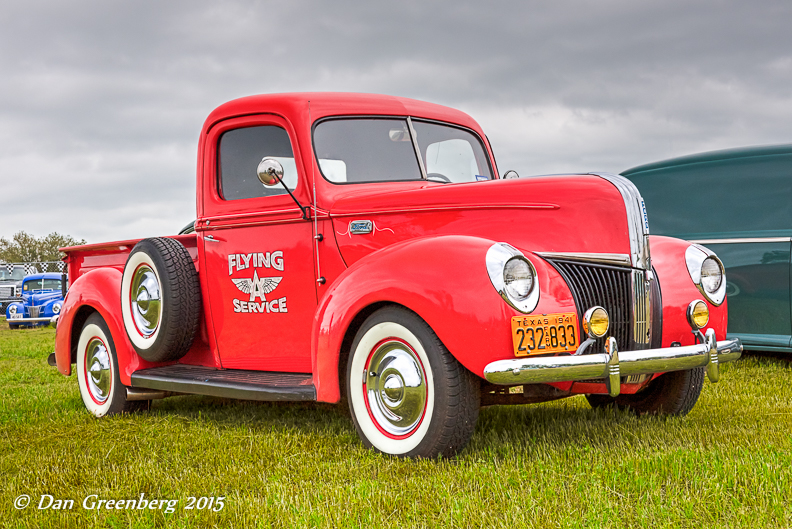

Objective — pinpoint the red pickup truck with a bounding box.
[52,93,742,458]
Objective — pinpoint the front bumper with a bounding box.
[483,328,742,397]
[7,316,57,325]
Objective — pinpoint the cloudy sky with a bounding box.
[1,0,790,243]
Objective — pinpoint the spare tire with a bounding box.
[121,237,201,362]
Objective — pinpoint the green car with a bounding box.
[622,144,792,353]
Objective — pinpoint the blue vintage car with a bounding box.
[5,273,66,328]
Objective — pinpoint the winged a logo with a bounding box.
[232,270,282,302]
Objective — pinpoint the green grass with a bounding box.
[1,318,791,528]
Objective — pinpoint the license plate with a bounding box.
[10,313,22,320]
[511,312,578,356]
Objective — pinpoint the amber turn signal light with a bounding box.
[583,306,610,339]
[687,300,709,329]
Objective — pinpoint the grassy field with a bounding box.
[1,318,791,528]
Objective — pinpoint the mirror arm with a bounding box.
[279,180,310,220]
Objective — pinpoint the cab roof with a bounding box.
[622,143,792,176]
[202,92,483,135]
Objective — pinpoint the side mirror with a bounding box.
[257,157,284,186]
[503,170,520,180]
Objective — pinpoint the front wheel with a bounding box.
[76,313,146,417]
[347,306,480,458]
[586,367,705,416]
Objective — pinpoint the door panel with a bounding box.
[203,221,316,371]
[199,115,318,372]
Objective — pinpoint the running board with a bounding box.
[130,365,316,402]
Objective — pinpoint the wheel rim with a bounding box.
[130,263,161,337]
[363,338,428,438]
[85,337,111,404]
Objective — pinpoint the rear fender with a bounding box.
[54,267,161,385]
[311,235,576,402]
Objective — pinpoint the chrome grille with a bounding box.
[28,306,41,318]
[632,269,651,345]
[546,259,651,352]
[0,286,13,298]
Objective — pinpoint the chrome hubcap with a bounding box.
[364,340,427,436]
[86,338,111,403]
[131,265,161,337]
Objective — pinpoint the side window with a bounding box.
[218,126,297,200]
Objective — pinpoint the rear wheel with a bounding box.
[586,367,705,416]
[347,306,480,458]
[77,313,146,416]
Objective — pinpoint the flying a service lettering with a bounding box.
[228,251,287,314]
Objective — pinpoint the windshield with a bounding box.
[23,278,61,292]
[313,118,492,184]
[412,120,492,183]
[0,268,26,281]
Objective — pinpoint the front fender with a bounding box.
[311,235,577,402]
[650,235,728,346]
[5,301,23,319]
[54,268,159,384]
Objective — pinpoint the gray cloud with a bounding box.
[1,0,791,241]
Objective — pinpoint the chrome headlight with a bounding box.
[8,305,17,315]
[685,244,726,306]
[486,243,540,313]
[52,303,62,314]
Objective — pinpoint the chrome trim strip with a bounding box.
[589,173,651,271]
[483,331,741,386]
[536,252,632,267]
[689,237,792,244]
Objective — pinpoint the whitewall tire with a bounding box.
[76,313,143,417]
[347,306,480,458]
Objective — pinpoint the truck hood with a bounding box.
[328,174,640,267]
